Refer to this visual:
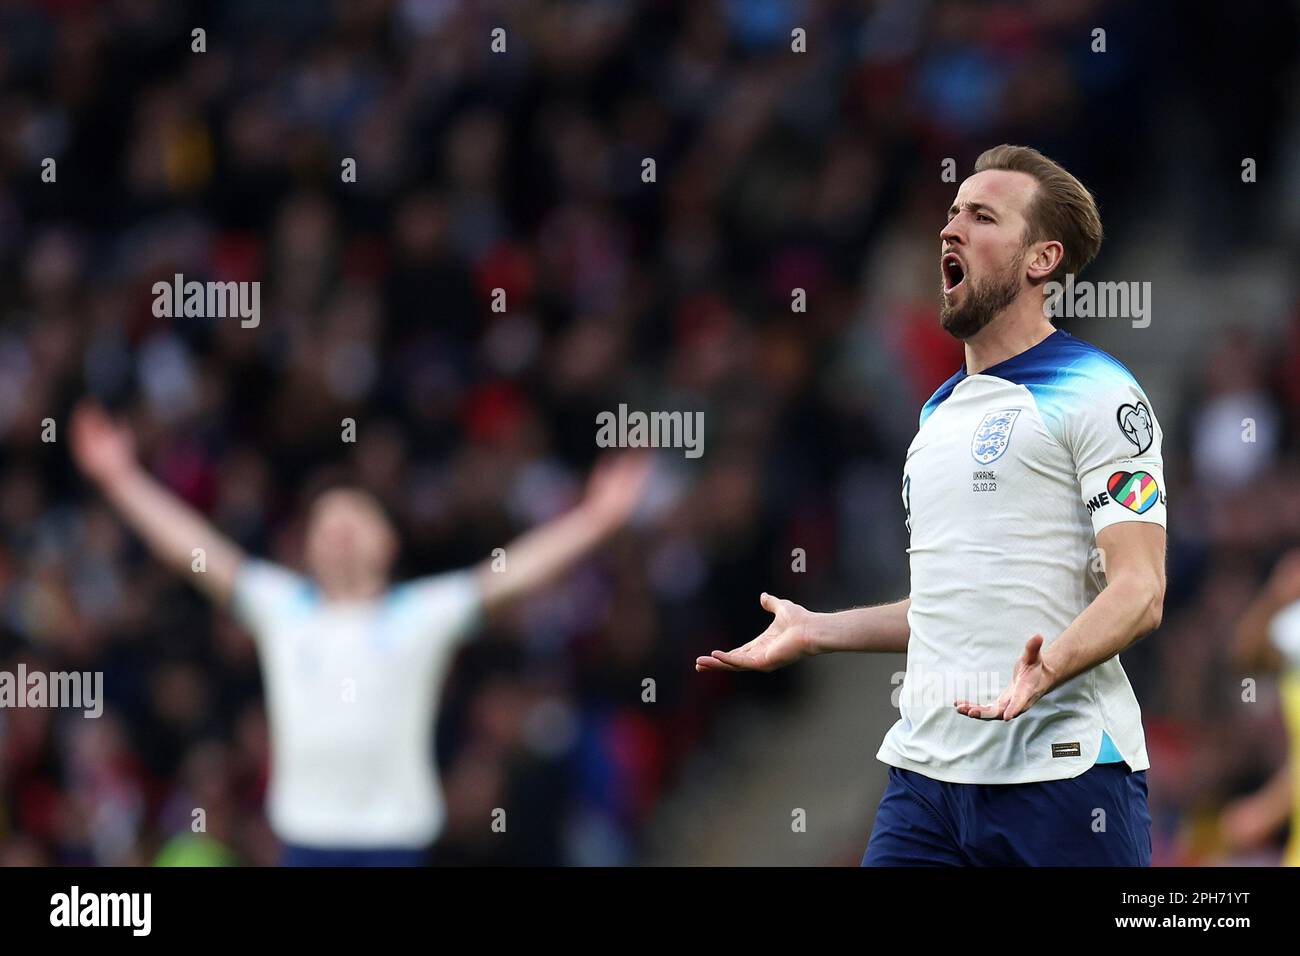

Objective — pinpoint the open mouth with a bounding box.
[942,253,966,293]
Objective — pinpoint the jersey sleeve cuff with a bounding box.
[1081,461,1166,535]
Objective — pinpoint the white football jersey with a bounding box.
[232,560,481,847]
[877,329,1166,784]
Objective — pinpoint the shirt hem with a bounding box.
[876,745,1149,784]
[270,813,442,850]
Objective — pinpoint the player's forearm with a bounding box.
[1040,577,1162,692]
[99,464,244,603]
[1231,590,1288,671]
[806,598,911,654]
[476,502,618,612]
[1258,760,1294,816]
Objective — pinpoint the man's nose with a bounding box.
[940,220,964,245]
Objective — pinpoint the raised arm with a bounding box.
[70,401,245,606]
[695,594,911,673]
[474,452,652,615]
[1231,551,1300,673]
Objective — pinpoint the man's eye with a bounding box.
[976,213,992,222]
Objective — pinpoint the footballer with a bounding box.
[698,145,1167,866]
[70,401,651,865]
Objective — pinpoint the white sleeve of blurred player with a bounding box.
[230,558,316,641]
[1064,368,1167,536]
[385,569,484,649]
[1269,599,1300,670]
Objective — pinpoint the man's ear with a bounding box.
[1025,240,1064,282]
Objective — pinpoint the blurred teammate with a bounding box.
[699,145,1167,866]
[1226,551,1300,865]
[70,401,651,866]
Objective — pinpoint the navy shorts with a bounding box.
[862,762,1151,866]
[279,843,429,867]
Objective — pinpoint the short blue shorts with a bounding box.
[862,762,1151,866]
[279,843,429,867]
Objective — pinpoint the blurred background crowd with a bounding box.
[1,0,1299,865]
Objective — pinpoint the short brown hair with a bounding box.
[973,144,1103,282]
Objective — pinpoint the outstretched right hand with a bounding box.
[70,400,139,487]
[695,593,819,673]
